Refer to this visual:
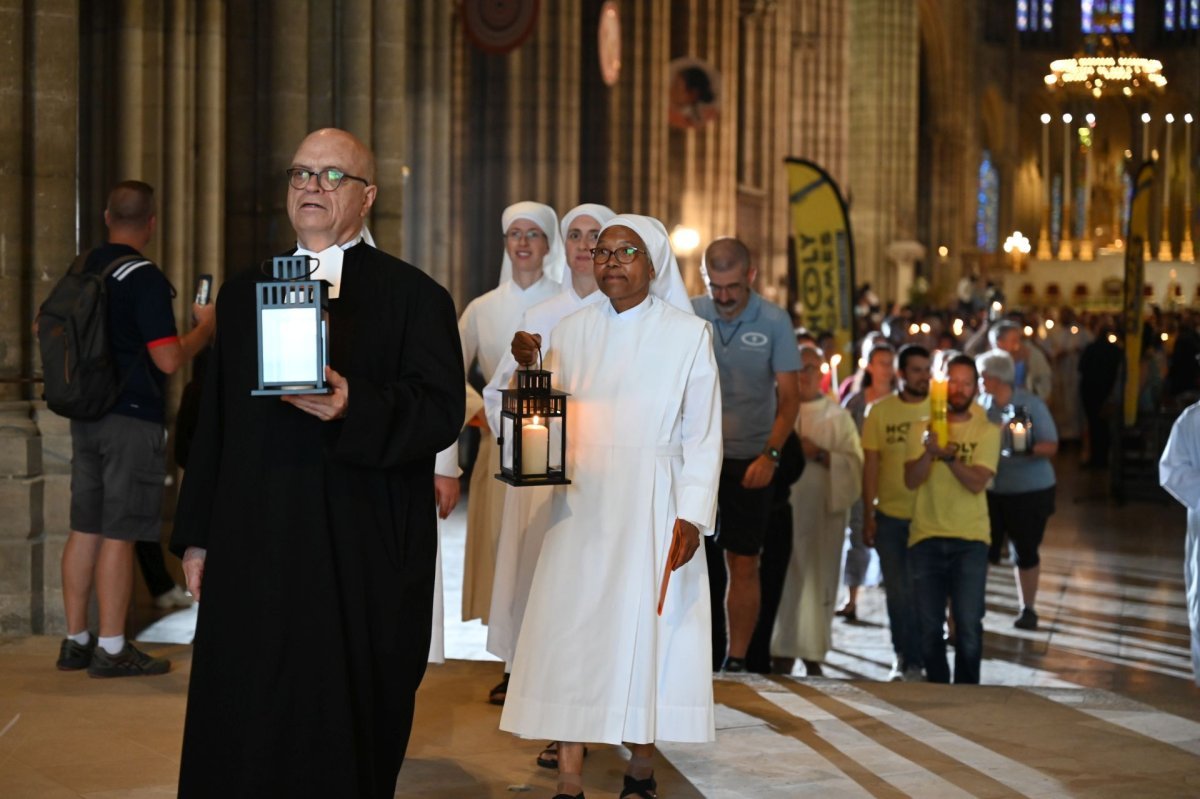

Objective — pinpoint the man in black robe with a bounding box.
[170,128,464,798]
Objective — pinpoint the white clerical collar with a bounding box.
[606,293,653,320]
[294,232,364,299]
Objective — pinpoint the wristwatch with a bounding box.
[763,445,781,462]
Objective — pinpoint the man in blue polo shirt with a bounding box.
[693,237,800,673]
[56,180,214,677]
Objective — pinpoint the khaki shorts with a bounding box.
[70,414,167,542]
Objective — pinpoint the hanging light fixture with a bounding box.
[1044,11,1166,99]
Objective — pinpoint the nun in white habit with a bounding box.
[457,202,564,647]
[499,214,721,799]
[483,204,616,677]
[1159,400,1200,687]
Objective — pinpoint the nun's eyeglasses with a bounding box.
[286,167,369,191]
[506,229,545,242]
[591,246,644,265]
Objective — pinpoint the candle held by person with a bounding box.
[930,375,949,448]
[521,416,549,476]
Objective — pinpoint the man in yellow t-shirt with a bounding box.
[904,354,1000,685]
[861,344,931,681]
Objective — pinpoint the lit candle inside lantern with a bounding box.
[521,415,548,476]
[1011,421,1028,453]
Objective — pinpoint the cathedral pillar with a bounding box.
[849,0,920,305]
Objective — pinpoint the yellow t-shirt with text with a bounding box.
[906,404,1000,547]
[861,393,930,520]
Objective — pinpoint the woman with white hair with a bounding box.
[500,214,719,799]
[976,348,1058,631]
[455,202,563,706]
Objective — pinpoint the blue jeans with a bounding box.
[874,512,922,670]
[910,537,989,684]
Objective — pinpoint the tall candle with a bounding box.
[1062,113,1073,243]
[929,376,949,449]
[521,417,548,476]
[829,353,842,399]
[1011,422,1028,453]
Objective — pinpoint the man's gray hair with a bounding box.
[988,320,1021,348]
[976,348,1016,385]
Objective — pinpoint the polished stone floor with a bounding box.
[2,454,1198,797]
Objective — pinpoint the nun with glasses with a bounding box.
[456,202,563,630]
[499,214,718,799]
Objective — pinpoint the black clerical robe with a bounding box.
[171,243,464,798]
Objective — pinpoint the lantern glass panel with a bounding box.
[548,416,564,470]
[261,306,320,384]
[500,414,515,473]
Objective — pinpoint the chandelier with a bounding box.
[1044,15,1167,99]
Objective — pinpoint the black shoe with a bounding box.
[56,636,95,671]
[620,774,657,799]
[489,673,510,706]
[1014,608,1039,630]
[552,794,584,799]
[802,659,824,677]
[87,642,170,678]
[721,656,747,673]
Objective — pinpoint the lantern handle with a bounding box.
[519,345,544,372]
[259,255,320,281]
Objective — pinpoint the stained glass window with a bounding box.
[1081,0,1135,33]
[1017,0,1055,30]
[976,151,1000,254]
[1164,0,1200,30]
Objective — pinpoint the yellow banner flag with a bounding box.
[1122,161,1154,427]
[786,159,855,358]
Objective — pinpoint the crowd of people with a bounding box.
[50,126,1200,798]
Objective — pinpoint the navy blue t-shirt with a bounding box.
[83,243,178,423]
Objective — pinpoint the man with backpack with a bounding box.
[51,180,214,677]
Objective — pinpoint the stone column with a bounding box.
[848,0,920,304]
[0,402,45,634]
[372,0,406,259]
[0,0,26,398]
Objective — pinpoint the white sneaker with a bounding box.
[887,662,904,682]
[154,585,194,609]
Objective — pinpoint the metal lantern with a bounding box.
[1002,404,1034,456]
[252,255,330,396]
[496,363,570,487]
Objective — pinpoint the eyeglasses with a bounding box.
[505,229,545,242]
[286,166,370,191]
[591,246,645,265]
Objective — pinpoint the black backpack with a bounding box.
[36,250,148,420]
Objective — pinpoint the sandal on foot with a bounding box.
[537,742,588,769]
[620,774,657,799]
[488,674,509,706]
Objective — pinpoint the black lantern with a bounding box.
[252,255,330,396]
[495,362,570,486]
[1001,404,1034,456]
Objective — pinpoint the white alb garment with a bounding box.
[772,396,863,662]
[1158,401,1200,687]
[482,286,608,667]
[457,275,560,623]
[499,296,723,745]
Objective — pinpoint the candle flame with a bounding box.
[531,415,540,426]
[830,353,842,367]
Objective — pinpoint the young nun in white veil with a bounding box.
[482,205,615,715]
[454,202,564,699]
[500,214,722,799]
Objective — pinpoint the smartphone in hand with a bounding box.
[194,274,213,305]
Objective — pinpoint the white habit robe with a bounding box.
[428,384,485,664]
[1159,400,1200,687]
[773,395,863,662]
[499,295,723,745]
[482,284,608,667]
[457,274,560,623]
